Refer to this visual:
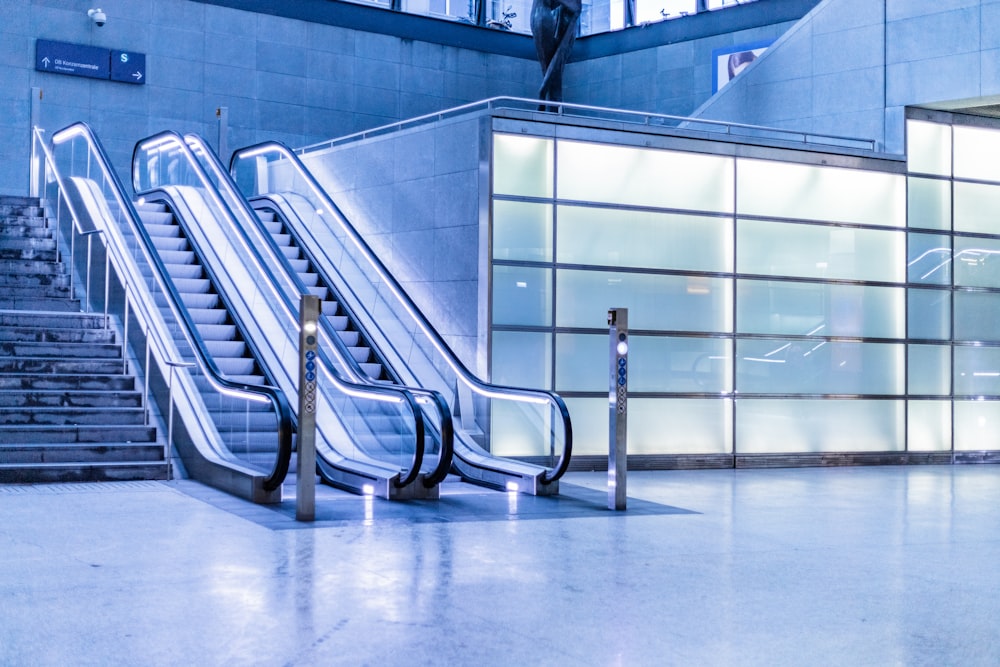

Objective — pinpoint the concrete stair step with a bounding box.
[0,225,54,239]
[0,442,163,464]
[0,197,44,211]
[0,283,74,299]
[0,389,141,408]
[0,424,156,444]
[0,340,123,359]
[0,272,70,288]
[0,374,135,391]
[0,406,146,426]
[0,311,107,329]
[0,216,48,230]
[0,357,125,374]
[0,237,57,256]
[0,259,65,275]
[0,326,114,344]
[0,296,80,312]
[0,461,168,484]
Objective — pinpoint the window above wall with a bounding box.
[335,0,761,36]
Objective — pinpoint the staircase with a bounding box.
[0,195,166,483]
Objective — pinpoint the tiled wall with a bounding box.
[0,0,537,195]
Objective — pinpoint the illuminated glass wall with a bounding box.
[489,114,1000,459]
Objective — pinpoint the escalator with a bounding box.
[229,142,573,495]
[46,123,292,503]
[132,132,452,500]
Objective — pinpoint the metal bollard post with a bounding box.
[608,307,628,511]
[297,294,320,522]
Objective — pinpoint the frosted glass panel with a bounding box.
[737,280,904,338]
[736,340,904,395]
[907,401,951,451]
[736,399,904,453]
[629,398,731,454]
[556,269,732,331]
[491,330,551,389]
[556,206,733,272]
[556,334,731,392]
[954,400,1000,450]
[738,219,905,282]
[907,177,950,230]
[954,237,1000,288]
[564,397,731,455]
[557,141,734,213]
[492,265,551,326]
[908,233,951,285]
[490,400,551,457]
[908,344,950,395]
[954,125,1000,182]
[493,201,552,261]
[908,289,950,340]
[492,134,553,198]
[954,181,1000,234]
[737,159,905,227]
[555,333,606,392]
[906,120,951,176]
[954,291,1000,342]
[954,346,1000,395]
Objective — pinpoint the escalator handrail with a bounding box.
[134,130,432,489]
[231,141,573,484]
[48,122,293,491]
[237,197,457,488]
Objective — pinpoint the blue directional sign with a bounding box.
[110,49,146,85]
[36,40,109,80]
[36,40,146,85]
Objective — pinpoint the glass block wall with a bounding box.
[488,113,1000,459]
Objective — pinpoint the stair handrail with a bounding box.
[232,141,573,484]
[134,131,438,490]
[47,122,294,492]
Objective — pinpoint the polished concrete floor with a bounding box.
[1,466,998,666]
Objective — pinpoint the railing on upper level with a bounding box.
[297,96,879,155]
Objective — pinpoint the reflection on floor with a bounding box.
[1,467,998,665]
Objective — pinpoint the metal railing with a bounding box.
[297,96,879,155]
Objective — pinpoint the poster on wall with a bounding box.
[712,40,773,93]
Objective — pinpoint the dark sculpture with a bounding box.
[530,0,581,108]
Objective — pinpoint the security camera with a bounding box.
[88,8,106,27]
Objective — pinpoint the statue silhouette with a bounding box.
[530,0,581,109]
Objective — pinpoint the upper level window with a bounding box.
[341,0,760,36]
